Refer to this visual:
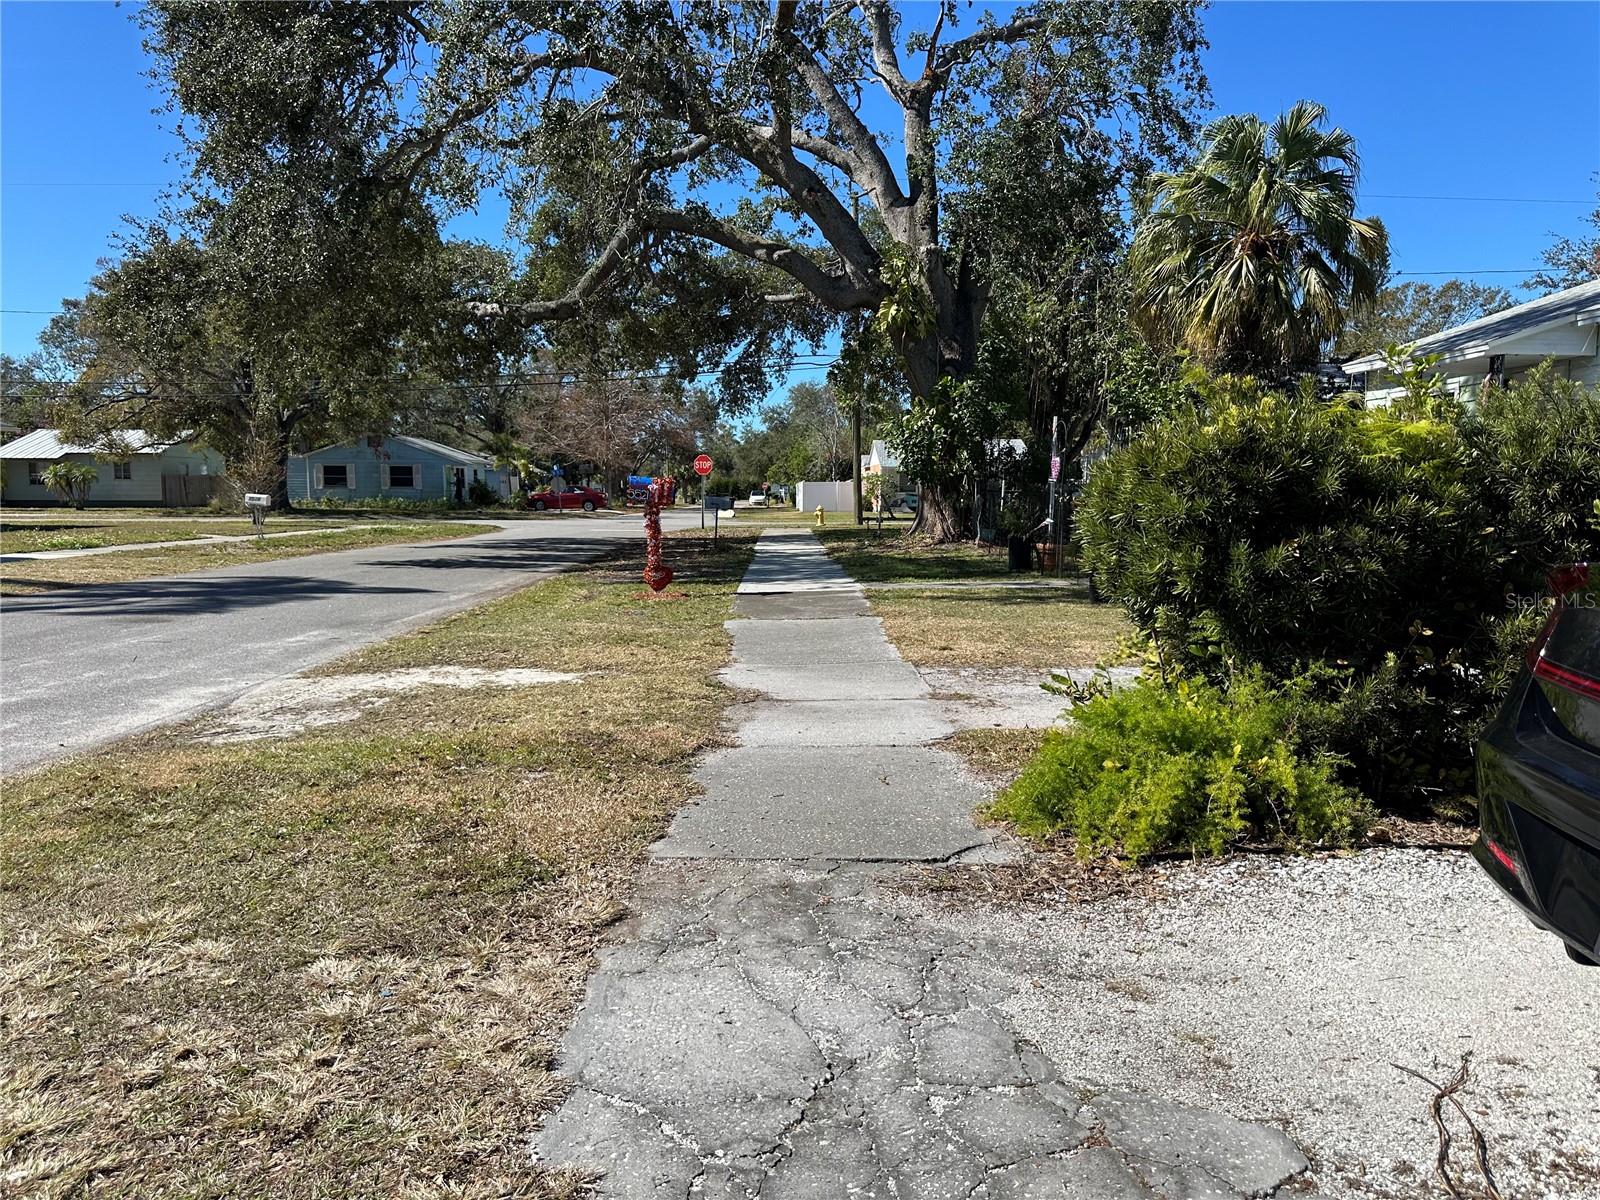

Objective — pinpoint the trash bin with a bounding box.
[1007,535,1031,572]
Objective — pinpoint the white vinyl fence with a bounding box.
[795,480,856,513]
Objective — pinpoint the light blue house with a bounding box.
[287,435,517,505]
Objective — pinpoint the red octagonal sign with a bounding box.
[693,454,714,477]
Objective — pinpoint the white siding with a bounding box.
[0,443,223,506]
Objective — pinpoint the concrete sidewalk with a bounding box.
[534,530,1310,1199]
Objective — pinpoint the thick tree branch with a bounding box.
[776,26,907,216]
[645,206,881,309]
[863,1,911,99]
[933,15,1046,76]
[468,216,643,325]
[770,1,798,150]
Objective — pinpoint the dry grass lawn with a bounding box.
[940,727,1052,787]
[0,529,758,1198]
[867,584,1134,667]
[0,522,498,595]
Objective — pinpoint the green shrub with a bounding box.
[466,479,499,507]
[302,495,454,515]
[41,461,100,509]
[1078,369,1600,810]
[1464,361,1600,572]
[991,671,1369,860]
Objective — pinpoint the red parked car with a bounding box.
[527,485,608,512]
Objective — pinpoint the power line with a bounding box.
[1390,269,1542,276]
[1364,193,1592,204]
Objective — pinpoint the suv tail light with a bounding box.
[1533,655,1600,703]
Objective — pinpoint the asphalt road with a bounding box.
[0,511,704,774]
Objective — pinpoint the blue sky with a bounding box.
[3,0,1598,382]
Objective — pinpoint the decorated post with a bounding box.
[642,478,674,593]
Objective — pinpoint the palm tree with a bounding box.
[1130,101,1389,379]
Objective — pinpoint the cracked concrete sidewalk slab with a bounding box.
[730,699,955,747]
[721,659,931,701]
[653,746,993,861]
[723,616,904,665]
[534,863,1310,1200]
[731,591,872,619]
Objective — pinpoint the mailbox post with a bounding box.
[243,493,272,544]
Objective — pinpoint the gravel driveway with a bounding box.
[906,848,1600,1199]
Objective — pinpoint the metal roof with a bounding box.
[1345,279,1600,372]
[0,428,186,460]
[299,435,495,466]
[389,435,496,465]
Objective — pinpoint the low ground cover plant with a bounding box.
[992,671,1369,859]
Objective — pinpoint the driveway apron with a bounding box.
[535,530,1310,1199]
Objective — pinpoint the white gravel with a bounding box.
[920,848,1600,1199]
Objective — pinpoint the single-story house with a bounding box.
[0,428,224,507]
[1345,278,1600,405]
[287,435,517,505]
[859,438,900,478]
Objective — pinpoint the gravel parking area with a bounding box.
[906,848,1600,1199]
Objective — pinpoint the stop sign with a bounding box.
[693,454,714,476]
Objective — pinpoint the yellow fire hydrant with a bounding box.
[814,504,826,526]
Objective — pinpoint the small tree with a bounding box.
[41,462,99,510]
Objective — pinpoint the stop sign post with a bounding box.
[694,454,714,530]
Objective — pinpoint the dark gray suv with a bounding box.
[1474,565,1600,965]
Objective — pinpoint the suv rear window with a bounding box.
[1545,604,1600,679]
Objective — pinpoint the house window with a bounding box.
[27,461,44,485]
[320,463,350,488]
[385,463,416,489]
[113,461,132,480]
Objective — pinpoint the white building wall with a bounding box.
[0,443,223,506]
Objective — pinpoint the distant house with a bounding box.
[0,429,224,507]
[287,435,517,505]
[1344,279,1600,405]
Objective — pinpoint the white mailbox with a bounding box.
[243,493,272,508]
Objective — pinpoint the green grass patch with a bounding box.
[0,528,758,1196]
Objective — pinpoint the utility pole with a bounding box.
[850,189,864,527]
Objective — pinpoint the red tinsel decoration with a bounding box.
[642,480,674,592]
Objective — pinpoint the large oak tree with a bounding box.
[143,0,1206,539]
